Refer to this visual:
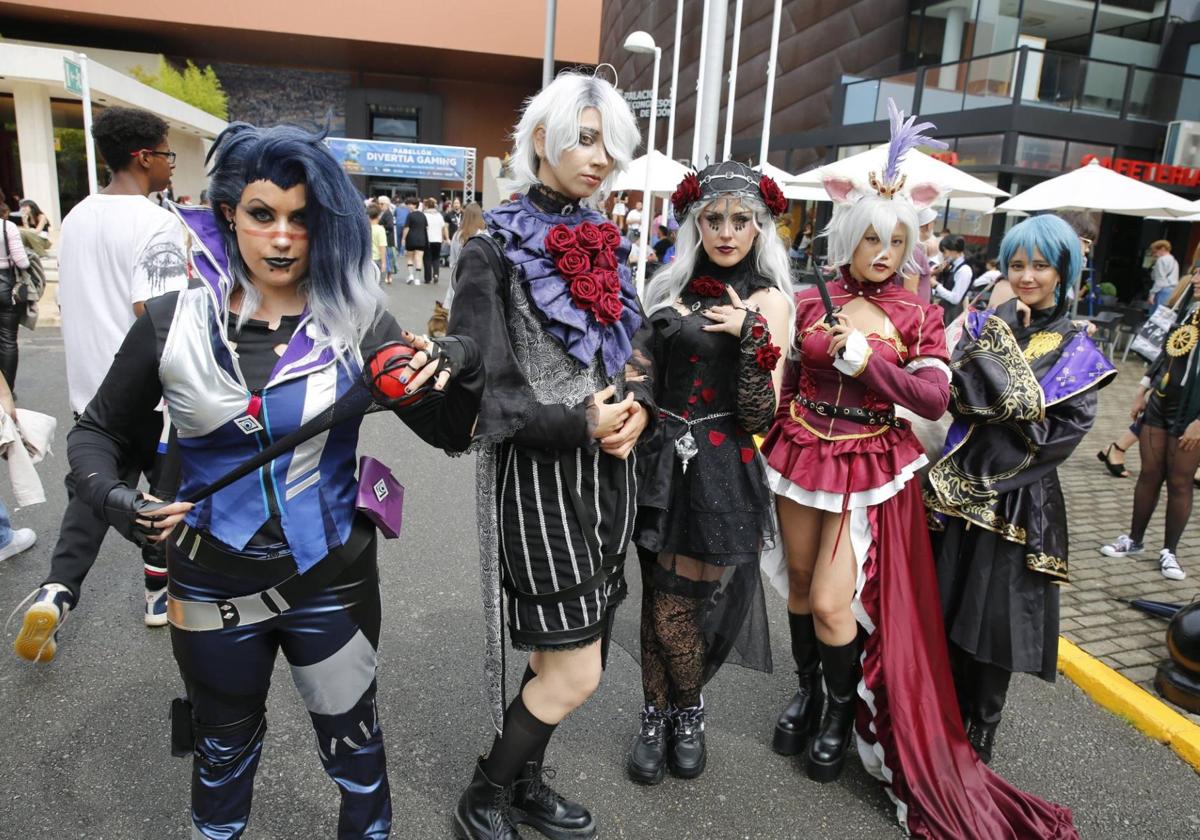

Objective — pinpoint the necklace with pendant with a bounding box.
[1166,308,1200,358]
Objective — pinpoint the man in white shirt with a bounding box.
[931,235,974,325]
[15,107,190,663]
[1149,240,1179,308]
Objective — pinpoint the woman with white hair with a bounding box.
[625,161,792,785]
[760,103,1079,837]
[447,71,653,840]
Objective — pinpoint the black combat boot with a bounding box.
[806,640,860,783]
[626,704,671,785]
[452,760,524,840]
[668,699,707,779]
[773,612,824,755]
[510,760,596,840]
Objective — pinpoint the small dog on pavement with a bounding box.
[427,301,449,338]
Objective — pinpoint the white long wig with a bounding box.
[509,71,640,207]
[644,194,796,346]
[822,194,920,277]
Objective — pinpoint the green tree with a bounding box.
[130,56,228,120]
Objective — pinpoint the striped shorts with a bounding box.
[497,443,636,650]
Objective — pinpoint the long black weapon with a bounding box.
[182,384,386,504]
[813,270,839,326]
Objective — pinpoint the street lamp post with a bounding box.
[624,30,661,298]
[661,0,684,225]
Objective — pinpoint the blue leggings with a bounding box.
[169,543,390,839]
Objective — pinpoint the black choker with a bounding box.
[528,183,579,215]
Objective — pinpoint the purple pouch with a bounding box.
[356,456,404,539]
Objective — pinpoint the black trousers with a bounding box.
[0,300,22,392]
[423,243,441,284]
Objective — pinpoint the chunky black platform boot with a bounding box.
[773,613,824,756]
[806,640,860,783]
[510,760,596,840]
[668,700,707,779]
[453,760,524,840]
[626,704,670,785]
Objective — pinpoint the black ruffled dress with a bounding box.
[632,257,777,689]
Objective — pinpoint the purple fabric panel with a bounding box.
[1038,333,1116,403]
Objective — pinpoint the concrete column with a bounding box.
[938,6,967,90]
[12,82,62,227]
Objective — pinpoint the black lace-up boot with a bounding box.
[509,760,596,840]
[626,704,671,785]
[773,613,824,755]
[452,759,524,840]
[668,699,707,779]
[806,640,860,783]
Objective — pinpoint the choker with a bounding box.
[528,183,580,215]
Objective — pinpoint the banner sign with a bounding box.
[325,138,471,181]
[623,89,671,119]
[1080,154,1200,188]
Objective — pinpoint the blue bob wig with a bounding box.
[998,214,1082,320]
[205,122,382,361]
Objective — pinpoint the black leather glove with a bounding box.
[102,485,170,547]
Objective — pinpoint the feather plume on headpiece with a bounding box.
[822,98,947,210]
[869,99,948,198]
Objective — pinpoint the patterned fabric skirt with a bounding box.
[496,442,636,650]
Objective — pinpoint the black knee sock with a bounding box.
[481,689,556,787]
[519,663,548,769]
[787,611,817,673]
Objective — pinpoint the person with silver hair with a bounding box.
[760,102,1079,837]
[624,161,793,785]
[447,71,653,840]
[56,122,485,838]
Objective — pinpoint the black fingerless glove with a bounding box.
[102,485,169,547]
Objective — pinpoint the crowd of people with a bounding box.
[0,64,1194,840]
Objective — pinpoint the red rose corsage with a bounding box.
[755,342,782,371]
[688,276,726,298]
[545,221,626,328]
[758,175,788,216]
[671,171,701,216]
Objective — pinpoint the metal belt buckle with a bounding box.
[814,401,831,417]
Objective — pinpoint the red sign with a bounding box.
[1080,154,1200,187]
[928,151,959,165]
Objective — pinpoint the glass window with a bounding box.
[0,95,21,211]
[1014,134,1066,171]
[954,134,1005,166]
[51,99,104,218]
[1065,141,1114,170]
[371,109,419,141]
[971,0,1022,57]
[842,79,879,125]
[836,144,870,161]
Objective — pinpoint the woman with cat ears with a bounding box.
[759,102,1080,838]
[624,161,793,785]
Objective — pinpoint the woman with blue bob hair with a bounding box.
[929,214,1116,766]
[64,122,485,838]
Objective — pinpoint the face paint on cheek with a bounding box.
[733,217,748,233]
[706,217,720,233]
[238,228,308,240]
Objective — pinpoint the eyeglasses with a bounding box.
[133,150,177,164]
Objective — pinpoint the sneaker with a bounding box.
[0,528,36,562]
[1160,549,1186,581]
[1100,535,1144,557]
[13,584,72,662]
[144,588,169,627]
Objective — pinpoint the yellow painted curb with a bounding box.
[1057,637,1200,773]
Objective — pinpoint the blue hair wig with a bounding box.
[999,215,1082,320]
[206,122,382,361]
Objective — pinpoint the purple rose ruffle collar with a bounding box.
[485,192,642,376]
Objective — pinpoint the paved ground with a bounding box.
[0,279,1198,839]
[1059,350,1200,724]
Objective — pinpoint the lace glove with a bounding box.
[736,312,781,435]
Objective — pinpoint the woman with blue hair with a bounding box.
[62,122,485,838]
[929,214,1116,766]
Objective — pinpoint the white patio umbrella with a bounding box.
[755,161,830,202]
[612,150,691,193]
[792,147,1008,200]
[994,159,1198,217]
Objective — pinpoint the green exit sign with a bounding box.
[63,57,83,96]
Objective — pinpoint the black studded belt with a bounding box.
[793,395,902,429]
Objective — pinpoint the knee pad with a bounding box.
[193,707,267,770]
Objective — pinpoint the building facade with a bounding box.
[0,0,603,219]
[601,0,1200,299]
